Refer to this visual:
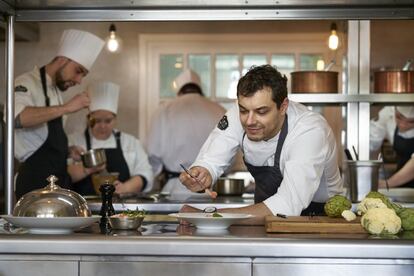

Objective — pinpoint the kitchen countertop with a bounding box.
[1,218,414,259]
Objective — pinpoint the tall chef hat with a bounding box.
[89,82,120,114]
[56,29,105,71]
[172,69,202,93]
[396,106,414,119]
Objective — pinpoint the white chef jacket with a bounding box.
[13,66,66,162]
[68,129,154,193]
[146,93,225,195]
[193,100,343,216]
[370,106,414,151]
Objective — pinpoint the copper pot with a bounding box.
[291,71,338,93]
[374,70,414,93]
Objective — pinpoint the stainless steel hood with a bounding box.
[0,0,413,21]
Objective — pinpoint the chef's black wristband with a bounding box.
[139,175,147,191]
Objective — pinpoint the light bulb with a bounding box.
[316,59,325,71]
[328,23,339,50]
[107,31,119,52]
[328,30,339,50]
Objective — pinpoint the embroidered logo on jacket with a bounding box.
[217,115,229,130]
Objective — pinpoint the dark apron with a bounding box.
[242,115,325,216]
[393,127,414,188]
[73,130,131,195]
[16,66,71,199]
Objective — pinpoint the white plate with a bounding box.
[1,215,100,234]
[169,213,253,230]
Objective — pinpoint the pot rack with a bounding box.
[1,0,414,213]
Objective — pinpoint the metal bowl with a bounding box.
[214,177,245,196]
[81,148,106,168]
[13,175,91,218]
[109,216,144,230]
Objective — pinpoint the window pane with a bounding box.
[242,55,267,75]
[189,54,211,97]
[160,54,183,98]
[300,54,323,70]
[216,55,240,99]
[271,54,295,93]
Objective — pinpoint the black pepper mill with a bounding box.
[99,181,115,234]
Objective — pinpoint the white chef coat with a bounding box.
[13,66,66,162]
[193,100,343,216]
[370,106,414,151]
[68,129,154,193]
[146,93,225,195]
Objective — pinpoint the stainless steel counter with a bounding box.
[1,221,414,276]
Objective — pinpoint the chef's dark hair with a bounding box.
[237,64,287,108]
[178,83,204,96]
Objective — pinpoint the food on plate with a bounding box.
[341,210,357,222]
[112,209,146,218]
[324,195,352,218]
[212,212,223,218]
[361,207,401,235]
[398,208,414,231]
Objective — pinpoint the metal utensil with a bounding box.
[179,164,217,198]
[344,149,353,161]
[352,146,359,161]
[378,153,390,191]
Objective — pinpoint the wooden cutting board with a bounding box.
[265,215,366,233]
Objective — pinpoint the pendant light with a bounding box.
[106,24,122,53]
[328,23,339,50]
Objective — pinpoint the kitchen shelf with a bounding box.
[288,93,414,105]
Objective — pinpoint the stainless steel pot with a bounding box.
[291,71,338,93]
[213,177,245,196]
[81,148,106,168]
[13,175,91,217]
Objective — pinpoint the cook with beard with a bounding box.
[179,65,343,220]
[13,29,104,199]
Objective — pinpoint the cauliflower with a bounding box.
[341,210,357,221]
[357,198,387,216]
[398,208,414,231]
[365,191,403,215]
[361,208,401,235]
[324,195,352,218]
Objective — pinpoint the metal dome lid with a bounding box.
[13,175,91,217]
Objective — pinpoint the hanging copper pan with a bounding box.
[374,70,414,93]
[290,71,338,93]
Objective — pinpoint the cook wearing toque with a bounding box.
[13,29,104,199]
[179,65,343,219]
[146,69,225,198]
[68,82,153,196]
[371,106,414,188]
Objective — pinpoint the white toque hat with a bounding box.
[396,106,414,119]
[89,82,120,114]
[56,29,105,71]
[173,69,202,93]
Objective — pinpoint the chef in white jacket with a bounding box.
[179,65,343,218]
[13,29,104,199]
[370,106,414,187]
[68,82,153,195]
[147,69,225,197]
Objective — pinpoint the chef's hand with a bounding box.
[179,166,212,192]
[69,145,85,162]
[64,92,91,113]
[179,204,201,225]
[396,111,414,132]
[85,163,106,176]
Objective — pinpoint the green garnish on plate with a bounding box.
[212,212,223,218]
